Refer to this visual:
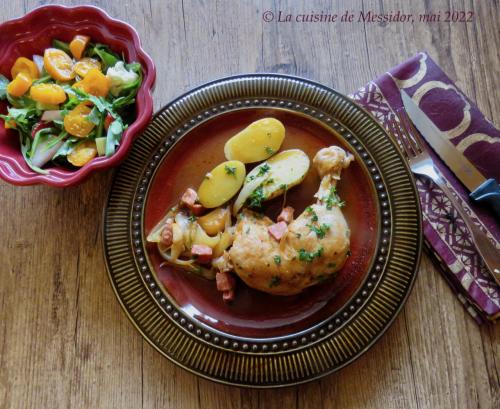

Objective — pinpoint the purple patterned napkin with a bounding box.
[350,52,500,323]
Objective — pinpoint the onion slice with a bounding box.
[41,110,63,122]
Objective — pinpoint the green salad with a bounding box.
[0,35,143,173]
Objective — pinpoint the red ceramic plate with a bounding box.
[145,108,378,338]
[0,5,155,187]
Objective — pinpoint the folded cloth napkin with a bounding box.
[350,52,500,323]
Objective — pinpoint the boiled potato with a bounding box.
[224,118,285,163]
[198,160,246,208]
[198,207,230,236]
[233,149,310,214]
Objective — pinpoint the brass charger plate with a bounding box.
[103,74,422,387]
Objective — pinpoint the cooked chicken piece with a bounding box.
[229,146,353,295]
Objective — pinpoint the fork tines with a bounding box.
[388,109,425,159]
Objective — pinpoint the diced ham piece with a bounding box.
[190,203,205,216]
[180,188,198,208]
[180,188,205,215]
[277,206,295,224]
[191,244,213,264]
[216,271,235,292]
[267,221,288,241]
[214,256,236,303]
[160,218,174,247]
[222,290,235,303]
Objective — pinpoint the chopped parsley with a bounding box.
[273,255,282,265]
[298,247,324,263]
[247,185,265,209]
[307,223,331,239]
[224,165,237,177]
[323,186,345,210]
[188,215,197,222]
[265,146,274,155]
[279,183,288,192]
[269,276,281,287]
[306,206,319,222]
[256,163,271,177]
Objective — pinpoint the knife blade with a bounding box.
[401,91,500,220]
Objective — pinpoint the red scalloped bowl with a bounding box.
[0,5,155,187]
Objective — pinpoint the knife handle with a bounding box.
[470,178,500,221]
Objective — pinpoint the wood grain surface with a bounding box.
[0,1,498,408]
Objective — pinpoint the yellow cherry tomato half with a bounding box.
[44,48,74,82]
[69,35,91,60]
[4,119,17,129]
[67,140,97,167]
[6,72,32,97]
[64,103,96,137]
[72,68,109,97]
[30,83,67,105]
[11,57,39,79]
[73,58,101,77]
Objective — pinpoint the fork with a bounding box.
[389,109,500,286]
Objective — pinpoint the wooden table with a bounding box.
[1,1,498,408]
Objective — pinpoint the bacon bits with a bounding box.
[268,221,288,241]
[277,206,295,224]
[190,244,213,264]
[180,188,205,215]
[180,187,198,207]
[216,271,236,303]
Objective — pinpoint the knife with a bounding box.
[401,91,500,220]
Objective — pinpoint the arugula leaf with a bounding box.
[52,39,71,54]
[32,75,52,85]
[62,85,116,116]
[0,106,38,135]
[45,131,68,151]
[52,137,79,161]
[30,127,56,157]
[0,74,9,99]
[6,93,37,109]
[105,117,124,157]
[88,106,102,125]
[20,138,48,175]
[90,44,120,70]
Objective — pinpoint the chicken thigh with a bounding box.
[229,146,354,295]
